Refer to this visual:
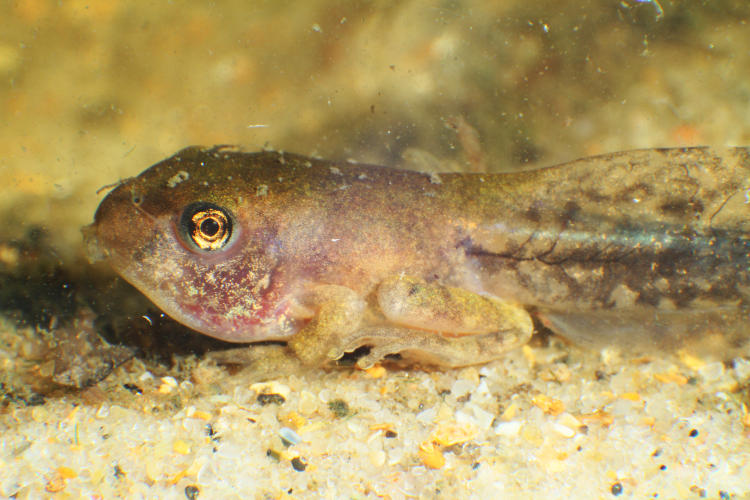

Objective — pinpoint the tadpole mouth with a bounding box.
[81,223,108,263]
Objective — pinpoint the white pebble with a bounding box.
[249,382,290,399]
[279,427,302,445]
[733,358,750,381]
[416,406,437,424]
[451,379,475,399]
[698,362,725,382]
[551,422,576,438]
[95,405,110,419]
[370,449,386,467]
[495,421,522,437]
[467,404,495,430]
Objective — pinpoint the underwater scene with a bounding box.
[1,1,749,498]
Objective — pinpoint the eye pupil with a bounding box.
[200,218,220,237]
[180,202,233,251]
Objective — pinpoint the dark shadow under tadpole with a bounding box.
[0,225,250,403]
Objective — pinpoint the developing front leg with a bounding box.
[332,276,534,368]
[286,285,367,365]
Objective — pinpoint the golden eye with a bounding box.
[180,202,233,251]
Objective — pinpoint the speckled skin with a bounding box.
[84,146,750,367]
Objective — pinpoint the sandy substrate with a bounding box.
[2,343,750,498]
